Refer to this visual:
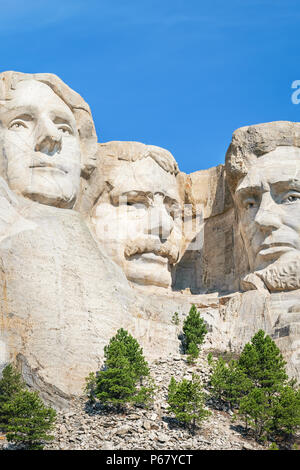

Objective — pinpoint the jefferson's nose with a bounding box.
[35,116,62,155]
[147,203,174,240]
[255,192,281,231]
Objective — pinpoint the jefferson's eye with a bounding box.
[58,125,72,135]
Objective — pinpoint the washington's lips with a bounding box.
[29,162,68,174]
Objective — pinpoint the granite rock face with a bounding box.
[0,71,299,407]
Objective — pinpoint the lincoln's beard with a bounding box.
[242,255,300,292]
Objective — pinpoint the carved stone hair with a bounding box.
[0,71,98,179]
[225,121,300,194]
[97,141,179,176]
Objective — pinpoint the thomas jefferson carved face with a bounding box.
[235,146,300,276]
[91,155,182,289]
[0,79,81,208]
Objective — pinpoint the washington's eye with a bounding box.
[9,121,27,130]
[126,201,147,209]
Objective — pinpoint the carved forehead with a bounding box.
[236,146,300,192]
[0,79,75,121]
[225,121,300,194]
[7,79,71,107]
[0,71,98,178]
[105,157,180,201]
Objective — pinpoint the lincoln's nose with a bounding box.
[254,192,281,232]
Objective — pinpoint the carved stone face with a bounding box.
[234,146,300,272]
[92,156,182,288]
[0,79,81,208]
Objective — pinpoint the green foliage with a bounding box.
[270,385,300,437]
[2,390,56,450]
[208,330,300,444]
[186,342,199,365]
[268,442,279,450]
[210,358,252,409]
[84,372,97,404]
[167,373,211,434]
[0,364,25,412]
[207,352,213,366]
[171,312,180,326]
[182,304,208,355]
[0,364,56,450]
[87,328,154,409]
[238,330,288,391]
[236,330,298,442]
[238,387,273,440]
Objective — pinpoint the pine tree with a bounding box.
[238,330,288,392]
[89,328,154,410]
[238,387,273,440]
[270,385,300,439]
[182,304,208,356]
[210,358,251,409]
[2,390,56,450]
[0,364,26,427]
[236,330,299,443]
[104,328,150,380]
[0,364,56,450]
[186,342,199,365]
[0,364,25,410]
[167,374,210,434]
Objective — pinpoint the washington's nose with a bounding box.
[254,193,281,231]
[35,116,62,155]
[147,204,174,240]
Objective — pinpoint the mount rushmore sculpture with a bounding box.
[0,71,299,407]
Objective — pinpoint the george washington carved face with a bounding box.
[0,79,81,208]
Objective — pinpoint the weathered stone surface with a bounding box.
[0,70,299,411]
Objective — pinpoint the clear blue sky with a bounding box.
[1,0,300,174]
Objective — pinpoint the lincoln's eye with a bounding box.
[287,195,298,203]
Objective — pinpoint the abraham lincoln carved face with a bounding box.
[226,122,300,291]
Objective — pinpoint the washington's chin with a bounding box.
[125,253,172,288]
